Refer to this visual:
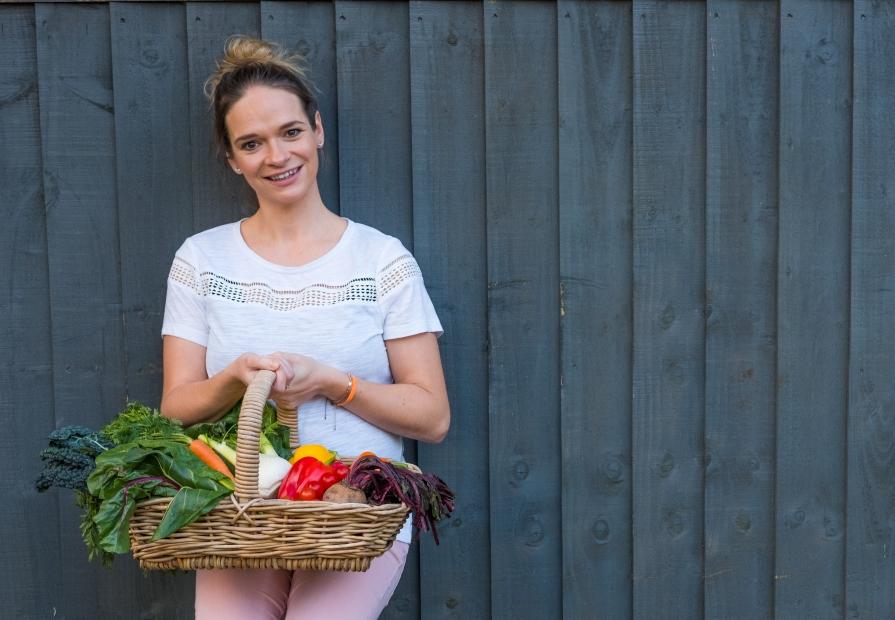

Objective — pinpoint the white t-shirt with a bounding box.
[162,218,442,543]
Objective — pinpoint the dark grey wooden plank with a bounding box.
[409,2,489,619]
[704,2,777,618]
[334,3,417,617]
[484,2,561,618]
[775,2,851,618]
[186,1,260,233]
[111,1,194,406]
[35,3,127,618]
[261,0,340,215]
[0,6,61,619]
[109,3,196,616]
[557,2,633,617]
[334,0,412,245]
[631,2,706,617]
[847,2,895,618]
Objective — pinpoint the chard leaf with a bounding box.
[152,487,230,541]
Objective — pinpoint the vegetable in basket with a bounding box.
[35,399,295,565]
[277,456,349,501]
[346,455,455,544]
[289,443,336,465]
[199,434,292,499]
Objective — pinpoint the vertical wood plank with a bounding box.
[109,3,196,616]
[847,2,895,618]
[0,6,61,619]
[775,2,851,618]
[186,2,261,233]
[631,2,706,617]
[261,0,340,214]
[557,1,633,617]
[409,2,489,618]
[334,0,412,244]
[35,4,127,618]
[704,2,778,618]
[111,1,194,406]
[484,2,561,618]
[335,3,418,617]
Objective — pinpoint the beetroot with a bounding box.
[346,455,455,544]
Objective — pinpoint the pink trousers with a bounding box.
[195,542,409,620]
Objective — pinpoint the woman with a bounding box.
[160,36,449,619]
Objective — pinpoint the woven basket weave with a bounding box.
[129,369,410,572]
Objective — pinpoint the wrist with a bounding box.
[318,365,350,402]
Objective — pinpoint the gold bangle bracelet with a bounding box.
[332,372,356,407]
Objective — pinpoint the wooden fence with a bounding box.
[2,1,894,618]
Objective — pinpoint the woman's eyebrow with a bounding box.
[233,121,306,142]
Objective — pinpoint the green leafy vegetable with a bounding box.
[85,439,233,555]
[35,426,113,493]
[100,402,185,444]
[184,399,293,460]
[38,399,293,565]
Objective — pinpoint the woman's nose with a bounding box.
[266,140,289,164]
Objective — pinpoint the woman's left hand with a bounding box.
[266,351,327,411]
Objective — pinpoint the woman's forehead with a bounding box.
[227,85,309,131]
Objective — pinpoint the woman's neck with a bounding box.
[241,193,346,267]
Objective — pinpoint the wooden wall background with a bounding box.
[2,1,894,618]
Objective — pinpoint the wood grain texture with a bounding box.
[334,3,418,617]
[261,0,340,214]
[0,6,61,619]
[484,2,561,618]
[410,2,489,618]
[704,2,778,618]
[334,0,412,244]
[111,2,194,408]
[186,1,260,233]
[775,2,851,618]
[35,3,128,617]
[109,3,196,616]
[631,2,706,617]
[557,2,633,617]
[847,2,895,618]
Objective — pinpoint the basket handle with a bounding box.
[277,403,299,448]
[235,369,274,500]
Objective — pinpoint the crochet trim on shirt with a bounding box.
[169,254,421,311]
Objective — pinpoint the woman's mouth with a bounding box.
[266,166,301,183]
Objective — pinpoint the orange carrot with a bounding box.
[189,439,235,480]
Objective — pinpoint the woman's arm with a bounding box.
[160,335,294,426]
[274,332,450,444]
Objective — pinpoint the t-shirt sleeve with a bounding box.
[376,239,443,341]
[161,241,210,347]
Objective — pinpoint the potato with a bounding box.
[322,481,367,504]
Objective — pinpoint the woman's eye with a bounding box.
[241,140,259,151]
[286,128,302,138]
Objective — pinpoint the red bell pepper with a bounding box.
[277,456,349,501]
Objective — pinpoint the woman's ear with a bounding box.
[227,155,242,175]
[314,111,325,148]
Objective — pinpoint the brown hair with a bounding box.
[205,36,320,158]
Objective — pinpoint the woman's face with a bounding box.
[225,84,324,210]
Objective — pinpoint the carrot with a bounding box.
[189,438,235,480]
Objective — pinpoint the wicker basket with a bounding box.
[129,369,411,572]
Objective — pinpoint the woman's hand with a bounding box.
[265,351,332,411]
[229,352,295,393]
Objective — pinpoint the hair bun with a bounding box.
[204,35,308,101]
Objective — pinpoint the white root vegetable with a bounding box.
[257,453,293,498]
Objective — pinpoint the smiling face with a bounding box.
[225,84,325,210]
